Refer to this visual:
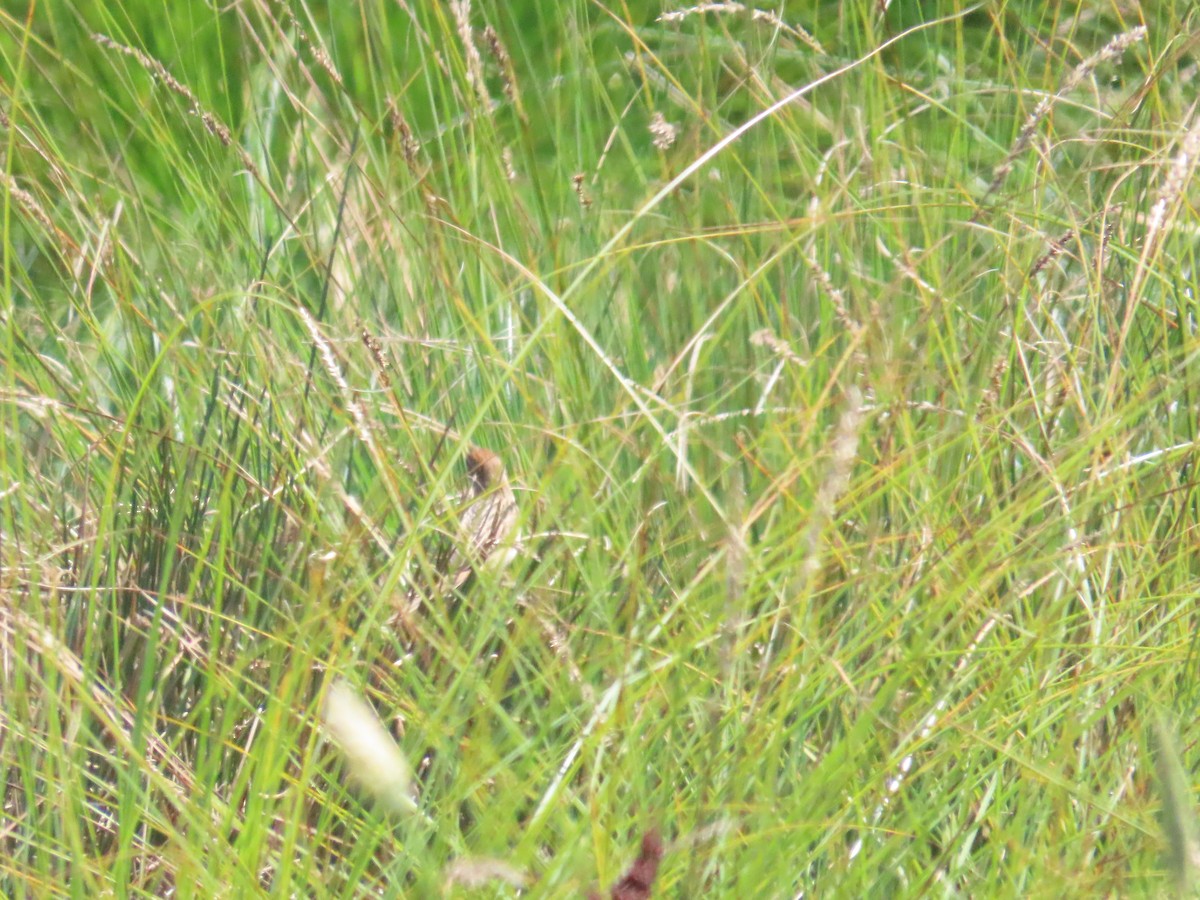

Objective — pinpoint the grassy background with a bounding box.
[3,0,1199,896]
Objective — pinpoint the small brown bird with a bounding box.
[392,446,520,634]
[449,446,519,587]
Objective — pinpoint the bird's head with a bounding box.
[465,447,504,492]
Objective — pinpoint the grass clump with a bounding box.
[2,1,1199,896]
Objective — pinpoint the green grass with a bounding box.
[3,0,1199,896]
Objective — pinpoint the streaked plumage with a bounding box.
[449,447,519,586]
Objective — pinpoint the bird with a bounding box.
[390,445,519,636]
[449,446,519,587]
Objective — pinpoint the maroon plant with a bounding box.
[591,829,663,900]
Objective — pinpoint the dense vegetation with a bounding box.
[3,1,1198,895]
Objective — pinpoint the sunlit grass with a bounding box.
[2,1,1198,896]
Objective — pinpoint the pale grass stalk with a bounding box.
[322,679,417,816]
[802,387,863,584]
[675,333,711,490]
[91,30,280,215]
[594,92,641,181]
[524,595,585,688]
[297,306,375,450]
[670,401,966,433]
[91,33,235,146]
[1003,414,1094,620]
[573,9,971,385]
[985,26,1147,201]
[754,359,787,416]
[77,198,122,297]
[281,6,344,85]
[481,16,979,834]
[750,329,807,416]
[435,223,731,522]
[1027,206,1117,282]
[755,387,863,692]
[622,50,695,112]
[450,0,489,108]
[1029,227,1075,279]
[720,469,748,693]
[295,310,416,553]
[1092,440,1199,480]
[658,2,825,54]
[750,329,807,368]
[529,546,731,828]
[481,25,520,109]
[845,615,998,864]
[1150,717,1200,891]
[331,483,391,554]
[800,247,859,334]
[1141,107,1200,263]
[1,173,55,234]
[1003,420,1104,801]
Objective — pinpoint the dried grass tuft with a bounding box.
[649,111,678,150]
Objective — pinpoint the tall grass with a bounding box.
[2,1,1198,896]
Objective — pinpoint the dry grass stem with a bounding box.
[984,26,1147,203]
[92,33,235,146]
[1,173,58,240]
[658,3,825,54]
[1028,226,1076,279]
[450,0,489,108]
[848,615,999,863]
[802,387,863,583]
[750,329,807,368]
[573,172,593,208]
[801,248,859,334]
[754,387,864,695]
[387,99,423,170]
[482,24,519,107]
[281,5,345,86]
[298,307,375,449]
[1144,107,1200,254]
